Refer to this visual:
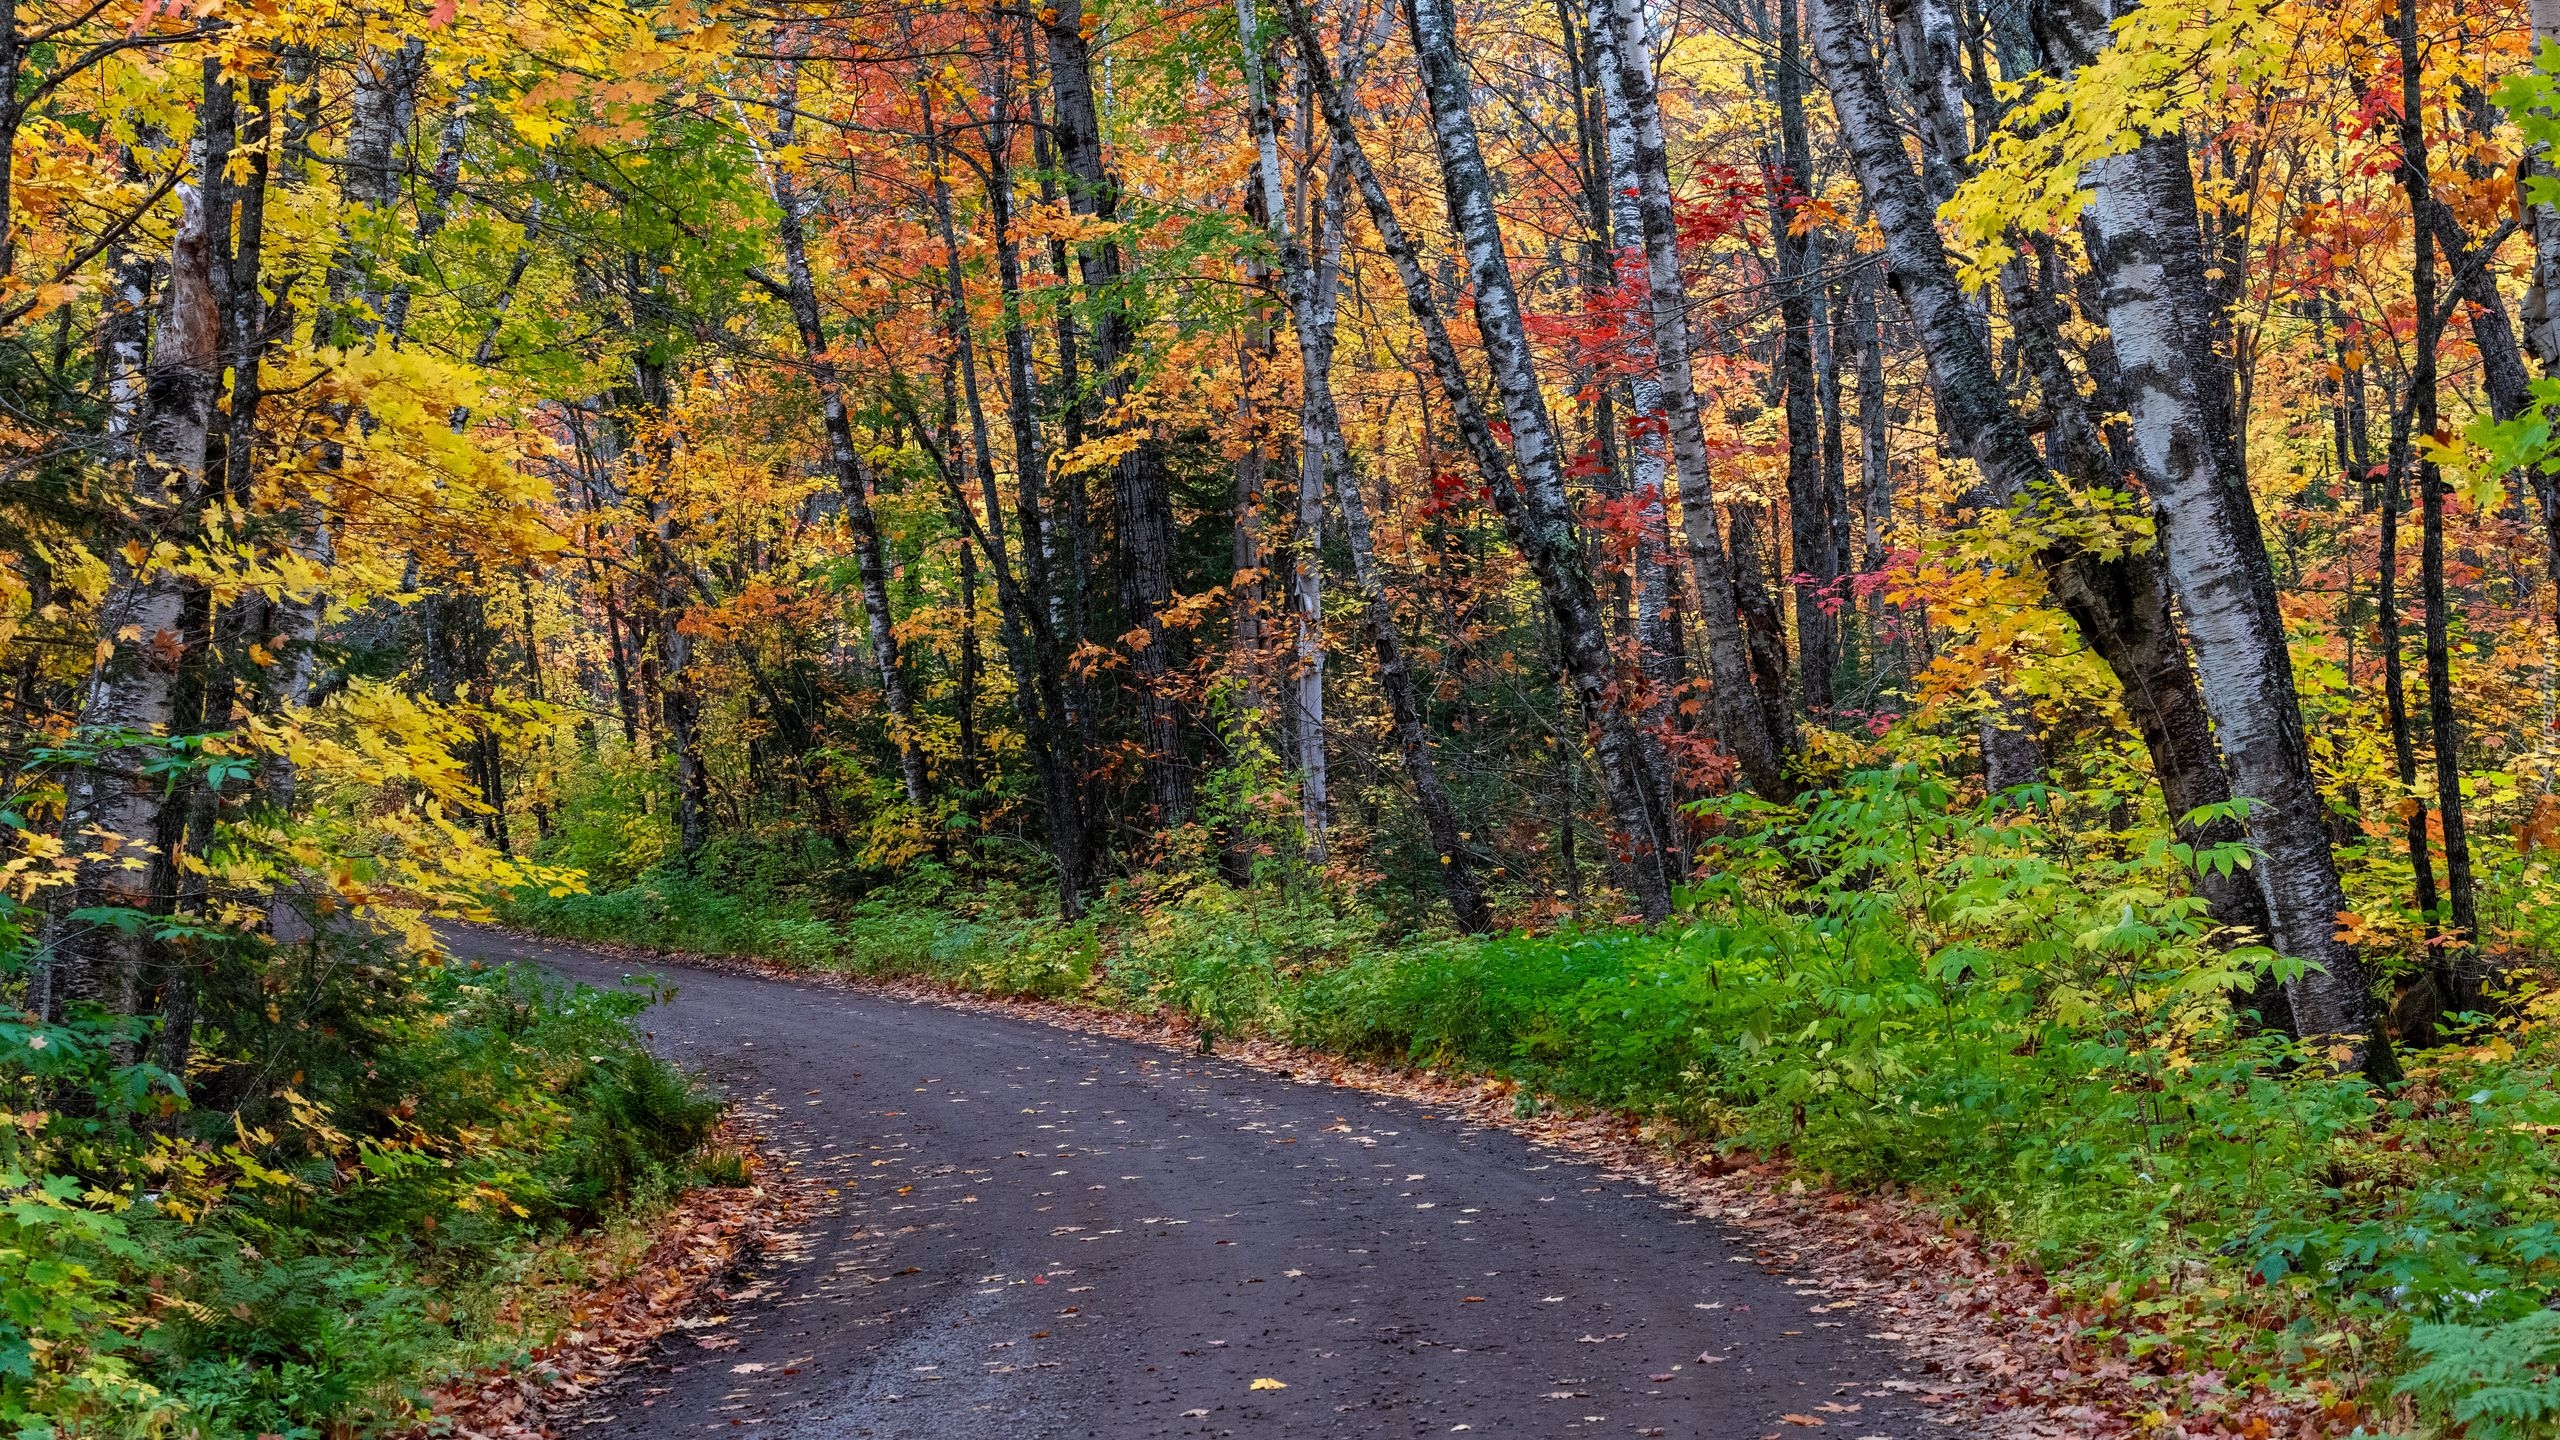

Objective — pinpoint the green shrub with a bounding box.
[508,765,2560,1426]
[2,937,718,1439]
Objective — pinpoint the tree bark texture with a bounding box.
[1595,0,1792,799]
[1241,0,1332,863]
[1810,0,2284,991]
[2081,134,2387,1068]
[40,183,219,1022]
[1582,0,1688,834]
[2400,0,2480,1007]
[1402,0,1681,918]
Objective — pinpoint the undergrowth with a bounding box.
[502,764,2560,1433]
[6,939,721,1438]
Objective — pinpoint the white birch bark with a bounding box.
[2083,140,2387,1069]
[1587,0,1684,795]
[1241,0,1330,862]
[1403,0,1681,917]
[1594,0,1790,799]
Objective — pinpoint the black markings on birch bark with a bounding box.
[1812,0,2284,1019]
[1595,0,1791,801]
[1400,0,1680,918]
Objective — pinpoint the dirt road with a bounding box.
[450,928,1933,1439]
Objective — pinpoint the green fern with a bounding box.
[2400,1310,2560,1438]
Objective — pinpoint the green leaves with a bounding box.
[2400,1307,2560,1438]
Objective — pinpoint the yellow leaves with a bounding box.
[508,106,568,147]
[1051,430,1141,479]
[1944,0,2283,288]
[1014,199,1123,248]
[1248,1377,1287,1391]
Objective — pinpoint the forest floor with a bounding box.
[443,924,2277,1440]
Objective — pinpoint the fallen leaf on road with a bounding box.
[1697,1352,1728,1363]
[729,1363,766,1374]
[1814,1402,1861,1413]
[1180,1409,1208,1418]
[1780,1416,1825,1427]
[1249,1377,1287,1391]
[1461,1295,1485,1303]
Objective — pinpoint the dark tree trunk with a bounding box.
[1043,0,1191,827]
[2399,0,2478,1014]
[1774,0,1838,716]
[1727,503,1795,756]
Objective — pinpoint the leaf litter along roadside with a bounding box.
[493,928,2395,1439]
[417,1116,820,1440]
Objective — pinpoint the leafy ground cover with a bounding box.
[503,766,2560,1437]
[5,935,729,1438]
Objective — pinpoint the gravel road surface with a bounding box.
[448,928,1937,1439]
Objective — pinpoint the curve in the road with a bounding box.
[449,928,1937,1439]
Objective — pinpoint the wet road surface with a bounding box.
[448,927,1936,1439]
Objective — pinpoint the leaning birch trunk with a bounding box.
[1286,0,1678,916]
[1244,0,1489,928]
[1400,0,1681,919]
[1594,0,1790,799]
[1808,0,2283,995]
[38,185,219,1023]
[2077,152,2386,1068]
[758,69,930,812]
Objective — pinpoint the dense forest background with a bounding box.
[15,0,2560,1431]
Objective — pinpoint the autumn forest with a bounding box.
[13,0,2560,1432]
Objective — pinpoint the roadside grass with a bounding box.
[501,765,2560,1434]
[9,950,723,1438]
